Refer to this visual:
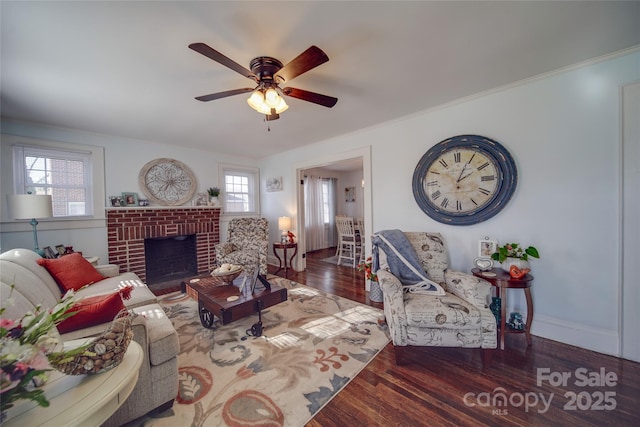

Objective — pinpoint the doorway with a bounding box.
[293,147,373,273]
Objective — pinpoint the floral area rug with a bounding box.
[141,276,389,427]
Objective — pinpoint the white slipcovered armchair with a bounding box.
[215,217,269,275]
[375,231,496,365]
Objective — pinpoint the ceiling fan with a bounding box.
[189,43,338,121]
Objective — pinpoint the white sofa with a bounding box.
[0,248,180,426]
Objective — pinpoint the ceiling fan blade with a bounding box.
[282,87,338,108]
[274,46,329,83]
[195,88,254,102]
[189,42,256,81]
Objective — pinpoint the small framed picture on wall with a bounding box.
[266,177,282,192]
[345,186,355,202]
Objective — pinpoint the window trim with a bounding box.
[218,163,260,216]
[1,134,105,231]
[13,144,94,218]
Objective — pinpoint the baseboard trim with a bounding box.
[532,315,620,357]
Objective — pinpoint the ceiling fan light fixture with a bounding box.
[247,90,265,112]
[247,88,288,115]
[191,44,337,117]
[264,88,280,108]
[274,96,289,114]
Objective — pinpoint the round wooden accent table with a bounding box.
[3,340,143,426]
[273,242,297,278]
[472,267,534,350]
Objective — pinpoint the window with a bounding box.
[220,165,259,214]
[13,145,93,217]
[322,180,330,224]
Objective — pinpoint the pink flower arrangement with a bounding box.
[1,288,77,417]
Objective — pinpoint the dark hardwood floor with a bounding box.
[268,248,640,427]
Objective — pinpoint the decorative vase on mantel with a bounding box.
[501,257,530,273]
[209,196,219,207]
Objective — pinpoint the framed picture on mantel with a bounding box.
[122,192,139,206]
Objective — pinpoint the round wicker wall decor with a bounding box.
[138,158,197,206]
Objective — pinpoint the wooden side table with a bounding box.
[4,340,143,426]
[472,267,534,350]
[273,242,297,278]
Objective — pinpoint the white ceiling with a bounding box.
[1,1,639,160]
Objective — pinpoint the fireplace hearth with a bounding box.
[145,234,197,285]
[107,207,220,284]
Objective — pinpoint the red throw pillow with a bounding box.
[37,253,105,292]
[57,291,125,334]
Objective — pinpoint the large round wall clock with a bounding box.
[412,135,517,225]
[138,158,197,206]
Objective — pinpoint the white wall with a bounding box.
[0,120,256,261]
[259,50,640,356]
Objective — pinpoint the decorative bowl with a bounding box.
[50,310,133,375]
[210,264,243,285]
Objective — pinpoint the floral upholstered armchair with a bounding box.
[375,232,496,366]
[215,217,269,275]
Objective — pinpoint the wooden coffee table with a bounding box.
[184,275,287,328]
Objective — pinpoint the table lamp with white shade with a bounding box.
[6,194,53,257]
[278,216,291,243]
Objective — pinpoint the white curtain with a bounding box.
[326,178,337,248]
[304,176,338,251]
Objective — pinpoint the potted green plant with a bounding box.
[207,187,220,206]
[491,243,540,272]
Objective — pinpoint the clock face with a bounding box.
[413,135,517,225]
[138,158,197,206]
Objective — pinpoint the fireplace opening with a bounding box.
[145,234,197,285]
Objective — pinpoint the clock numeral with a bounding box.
[454,152,461,163]
[456,200,462,211]
[441,197,449,209]
[478,187,491,196]
[431,190,441,200]
[481,175,495,182]
[426,181,439,186]
[477,162,490,171]
[470,198,478,206]
[429,171,440,175]
[438,159,448,168]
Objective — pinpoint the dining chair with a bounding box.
[335,215,359,267]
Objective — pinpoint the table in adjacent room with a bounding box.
[472,267,534,350]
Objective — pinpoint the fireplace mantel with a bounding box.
[106,207,220,282]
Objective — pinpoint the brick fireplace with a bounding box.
[106,207,220,283]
